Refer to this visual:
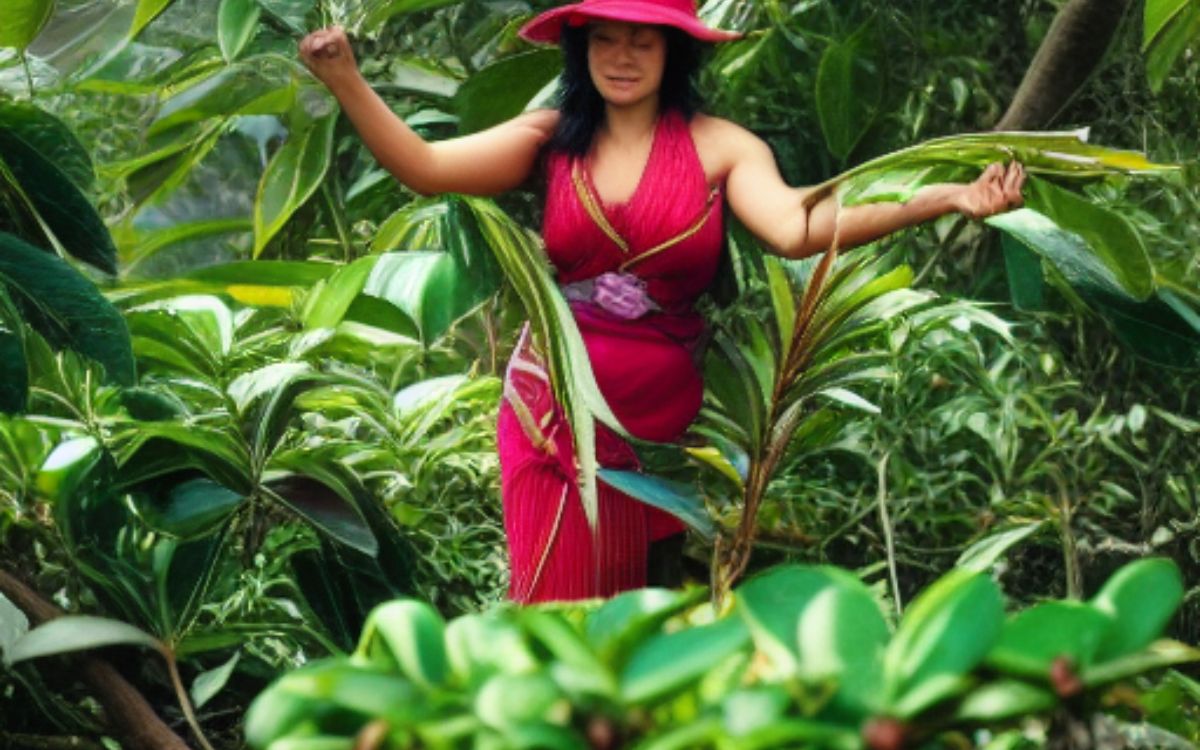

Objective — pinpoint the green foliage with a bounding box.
[245,559,1198,750]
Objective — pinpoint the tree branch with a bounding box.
[995,0,1134,130]
[0,569,190,750]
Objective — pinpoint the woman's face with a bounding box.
[586,22,667,108]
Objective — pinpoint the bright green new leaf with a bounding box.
[218,0,261,61]
[444,612,538,687]
[129,0,178,39]
[0,0,55,52]
[953,680,1057,723]
[585,587,701,666]
[1081,639,1200,687]
[620,615,749,705]
[301,255,380,330]
[0,233,134,384]
[1143,0,1200,91]
[985,601,1114,679]
[883,569,1003,717]
[266,660,426,725]
[6,615,163,665]
[357,600,448,688]
[474,672,566,731]
[254,113,337,257]
[1090,557,1184,661]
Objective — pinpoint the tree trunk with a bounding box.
[996,0,1134,130]
[0,570,190,750]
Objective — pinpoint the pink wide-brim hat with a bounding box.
[519,0,742,45]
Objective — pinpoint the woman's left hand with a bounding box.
[953,162,1026,220]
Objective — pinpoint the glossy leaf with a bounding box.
[117,217,251,273]
[1082,639,1200,687]
[116,422,252,494]
[585,587,702,666]
[301,255,379,330]
[985,601,1113,679]
[357,600,447,688]
[254,113,336,257]
[1144,0,1200,91]
[0,102,94,193]
[264,473,378,555]
[353,0,463,36]
[620,615,749,705]
[129,0,177,39]
[135,476,246,538]
[0,129,116,274]
[0,0,55,51]
[218,0,261,62]
[0,233,134,384]
[596,469,714,539]
[6,615,163,665]
[261,660,426,725]
[36,436,104,504]
[883,569,1004,717]
[954,680,1057,722]
[1090,557,1184,661]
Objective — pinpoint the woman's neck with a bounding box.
[600,97,660,148]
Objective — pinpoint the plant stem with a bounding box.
[162,648,217,750]
[20,51,34,98]
[321,181,353,262]
[876,452,903,618]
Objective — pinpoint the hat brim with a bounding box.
[519,1,742,45]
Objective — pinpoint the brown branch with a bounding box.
[0,569,190,750]
[995,0,1134,130]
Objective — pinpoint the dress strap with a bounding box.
[571,160,631,254]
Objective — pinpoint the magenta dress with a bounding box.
[497,109,725,603]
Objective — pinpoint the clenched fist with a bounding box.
[299,26,360,90]
[953,162,1026,220]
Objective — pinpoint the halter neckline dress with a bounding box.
[497,109,725,603]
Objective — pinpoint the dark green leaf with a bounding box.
[597,469,714,539]
[264,473,378,555]
[0,102,95,194]
[815,19,882,161]
[135,477,245,538]
[454,50,562,134]
[0,233,134,384]
[0,324,27,413]
[1001,233,1047,311]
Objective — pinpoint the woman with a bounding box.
[299,0,1025,603]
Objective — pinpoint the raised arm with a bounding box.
[299,27,558,196]
[699,117,1025,259]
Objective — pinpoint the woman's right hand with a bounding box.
[299,26,360,90]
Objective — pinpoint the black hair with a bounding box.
[547,23,705,156]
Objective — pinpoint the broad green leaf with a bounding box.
[445,611,538,686]
[218,0,261,62]
[1090,558,1184,661]
[265,660,426,725]
[362,251,477,345]
[131,294,236,360]
[815,19,882,161]
[0,102,94,193]
[135,477,245,538]
[116,423,252,494]
[357,600,447,688]
[129,0,178,39]
[620,615,749,705]
[353,0,463,36]
[474,672,566,731]
[0,130,116,274]
[1021,177,1154,300]
[953,680,1057,722]
[191,650,241,709]
[596,469,714,539]
[301,255,379,329]
[985,601,1114,679]
[123,121,226,208]
[521,610,615,698]
[256,0,316,36]
[585,588,702,666]
[454,50,562,134]
[956,522,1044,572]
[264,473,378,555]
[155,531,228,640]
[883,569,1003,717]
[244,682,329,748]
[0,233,134,384]
[36,436,103,503]
[1001,232,1047,311]
[152,60,295,136]
[721,686,790,737]
[254,113,336,257]
[0,0,55,52]
[6,615,162,664]
[1144,0,1200,91]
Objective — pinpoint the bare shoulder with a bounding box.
[690,114,772,180]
